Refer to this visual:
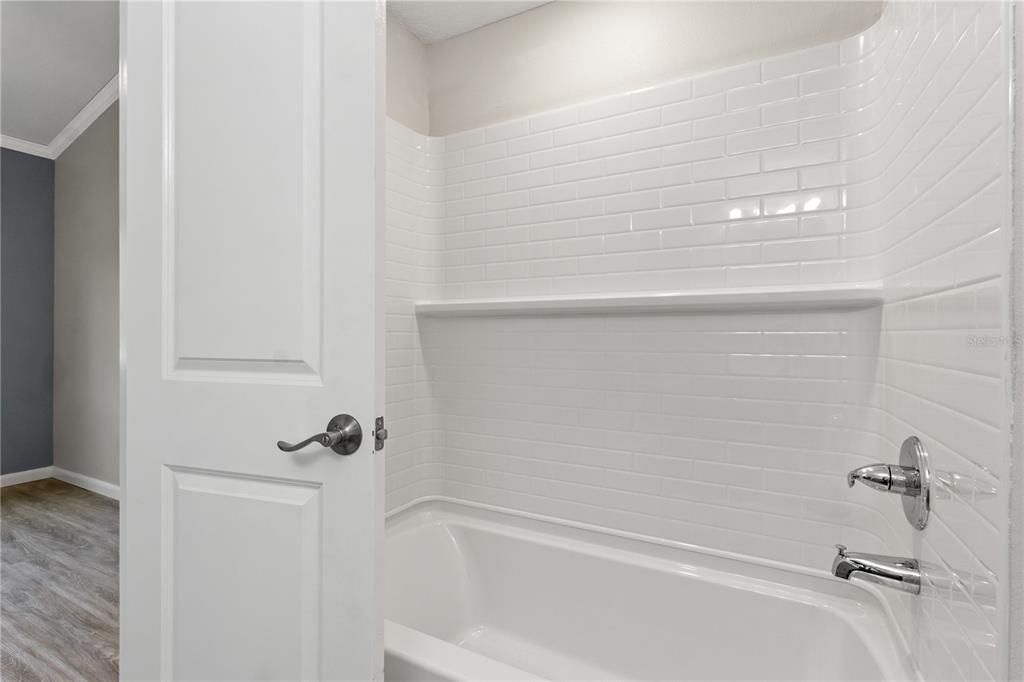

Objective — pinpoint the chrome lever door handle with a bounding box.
[277,414,362,456]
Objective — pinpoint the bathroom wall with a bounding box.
[0,148,55,476]
[385,1,1013,678]
[385,121,444,508]
[413,33,894,556]
[387,17,430,134]
[426,1,882,135]
[848,3,1010,678]
[53,104,119,487]
[433,41,870,300]
[418,308,886,565]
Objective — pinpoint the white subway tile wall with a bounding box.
[384,2,1010,679]
[437,51,863,298]
[385,123,444,510]
[417,309,888,568]
[848,3,1009,679]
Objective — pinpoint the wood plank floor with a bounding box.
[1,479,119,681]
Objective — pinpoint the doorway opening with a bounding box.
[1,2,120,679]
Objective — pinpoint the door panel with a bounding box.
[167,468,322,680]
[121,2,385,679]
[170,3,323,377]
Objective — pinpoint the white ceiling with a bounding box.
[1,1,118,145]
[389,1,550,44]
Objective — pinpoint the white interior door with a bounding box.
[120,1,385,679]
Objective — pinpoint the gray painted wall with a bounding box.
[1,148,55,474]
[53,104,119,486]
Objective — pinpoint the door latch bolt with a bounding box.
[374,416,388,451]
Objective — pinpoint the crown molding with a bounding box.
[48,74,119,158]
[0,135,54,159]
[0,72,118,161]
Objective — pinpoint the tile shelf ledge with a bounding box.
[415,282,885,317]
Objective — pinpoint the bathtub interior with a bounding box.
[385,501,918,681]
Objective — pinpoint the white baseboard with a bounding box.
[0,466,121,500]
[1,466,55,487]
[53,468,120,501]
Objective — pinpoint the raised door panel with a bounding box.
[165,468,322,680]
[167,2,322,380]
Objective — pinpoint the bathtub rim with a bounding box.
[385,620,544,681]
[385,495,922,681]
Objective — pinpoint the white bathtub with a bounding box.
[384,501,918,681]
